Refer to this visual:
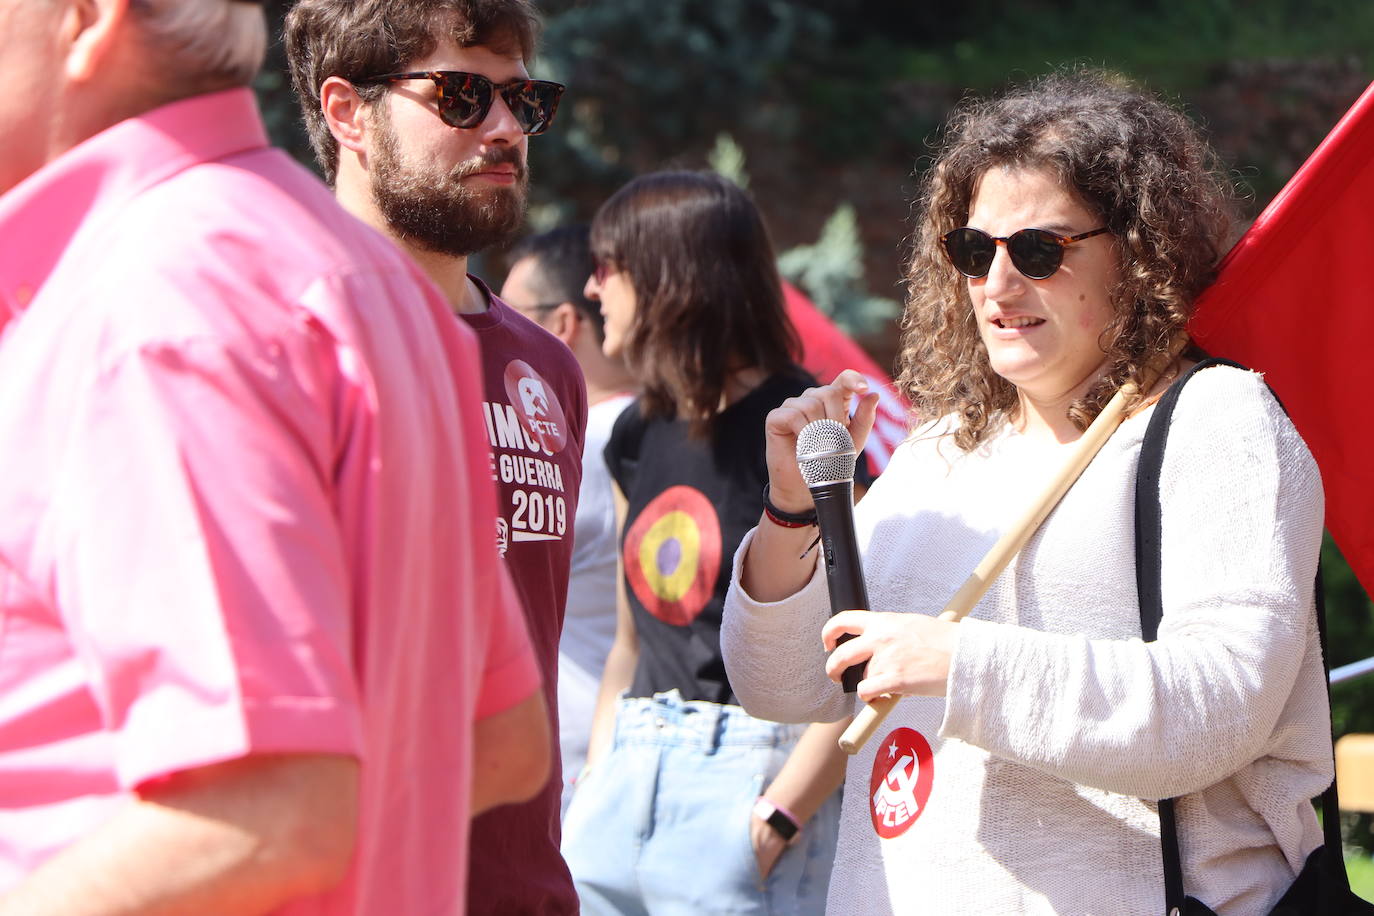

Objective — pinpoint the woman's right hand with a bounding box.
[764,369,881,511]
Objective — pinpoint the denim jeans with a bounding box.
[562,690,840,916]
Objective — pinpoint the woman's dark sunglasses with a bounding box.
[940,226,1109,280]
[357,70,564,135]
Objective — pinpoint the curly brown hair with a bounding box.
[898,69,1236,451]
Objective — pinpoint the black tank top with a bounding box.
[605,369,815,705]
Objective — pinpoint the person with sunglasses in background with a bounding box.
[722,70,1332,914]
[501,226,638,821]
[560,171,846,915]
[286,3,587,914]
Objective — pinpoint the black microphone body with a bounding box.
[811,479,869,693]
[796,418,870,694]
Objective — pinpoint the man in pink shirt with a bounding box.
[0,1,546,913]
[286,3,588,913]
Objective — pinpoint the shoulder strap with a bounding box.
[1134,357,1245,639]
[1132,357,1346,913]
[1134,358,1240,912]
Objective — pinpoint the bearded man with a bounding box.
[286,4,586,913]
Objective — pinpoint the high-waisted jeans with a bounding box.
[562,690,841,915]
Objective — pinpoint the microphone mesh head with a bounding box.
[796,419,857,486]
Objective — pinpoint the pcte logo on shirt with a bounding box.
[502,359,568,455]
[869,727,935,839]
[486,359,573,549]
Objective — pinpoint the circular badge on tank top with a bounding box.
[623,485,722,627]
[502,359,569,454]
[869,727,935,839]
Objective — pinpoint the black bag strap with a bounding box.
[1133,357,1347,914]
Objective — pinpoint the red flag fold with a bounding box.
[1191,81,1374,596]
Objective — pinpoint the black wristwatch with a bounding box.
[752,798,801,842]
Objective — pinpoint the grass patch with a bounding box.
[1349,849,1374,903]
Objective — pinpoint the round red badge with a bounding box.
[501,359,569,455]
[622,485,722,627]
[868,727,935,839]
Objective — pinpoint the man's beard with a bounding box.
[369,112,529,257]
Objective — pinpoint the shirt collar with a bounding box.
[0,88,269,324]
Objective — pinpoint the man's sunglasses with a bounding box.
[940,226,1109,280]
[357,70,564,135]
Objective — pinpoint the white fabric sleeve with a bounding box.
[940,367,1325,799]
[721,529,853,723]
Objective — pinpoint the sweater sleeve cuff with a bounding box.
[723,527,849,723]
[939,616,1013,745]
[727,527,829,623]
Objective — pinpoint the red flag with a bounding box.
[1190,81,1374,596]
[783,282,911,475]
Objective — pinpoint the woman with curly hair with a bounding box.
[722,71,1331,914]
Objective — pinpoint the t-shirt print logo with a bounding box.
[502,360,568,455]
[622,485,722,627]
[518,377,548,421]
[869,727,935,839]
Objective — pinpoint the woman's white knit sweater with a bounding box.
[722,366,1331,915]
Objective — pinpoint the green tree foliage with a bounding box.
[1326,535,1374,736]
[704,133,899,338]
[1325,535,1374,857]
[528,0,832,221]
[257,2,313,167]
[706,133,749,190]
[776,205,901,337]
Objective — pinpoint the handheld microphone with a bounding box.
[796,419,868,693]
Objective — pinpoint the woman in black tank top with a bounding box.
[560,171,846,914]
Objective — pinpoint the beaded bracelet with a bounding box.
[762,484,817,529]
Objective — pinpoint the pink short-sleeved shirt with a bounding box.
[0,89,540,914]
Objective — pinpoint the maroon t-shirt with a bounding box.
[462,279,586,915]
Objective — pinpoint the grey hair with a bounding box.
[129,0,268,91]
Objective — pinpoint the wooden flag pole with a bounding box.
[838,338,1187,755]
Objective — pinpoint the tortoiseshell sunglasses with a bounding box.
[941,226,1110,280]
[356,70,564,135]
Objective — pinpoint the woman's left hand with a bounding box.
[749,813,788,881]
[822,612,958,700]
